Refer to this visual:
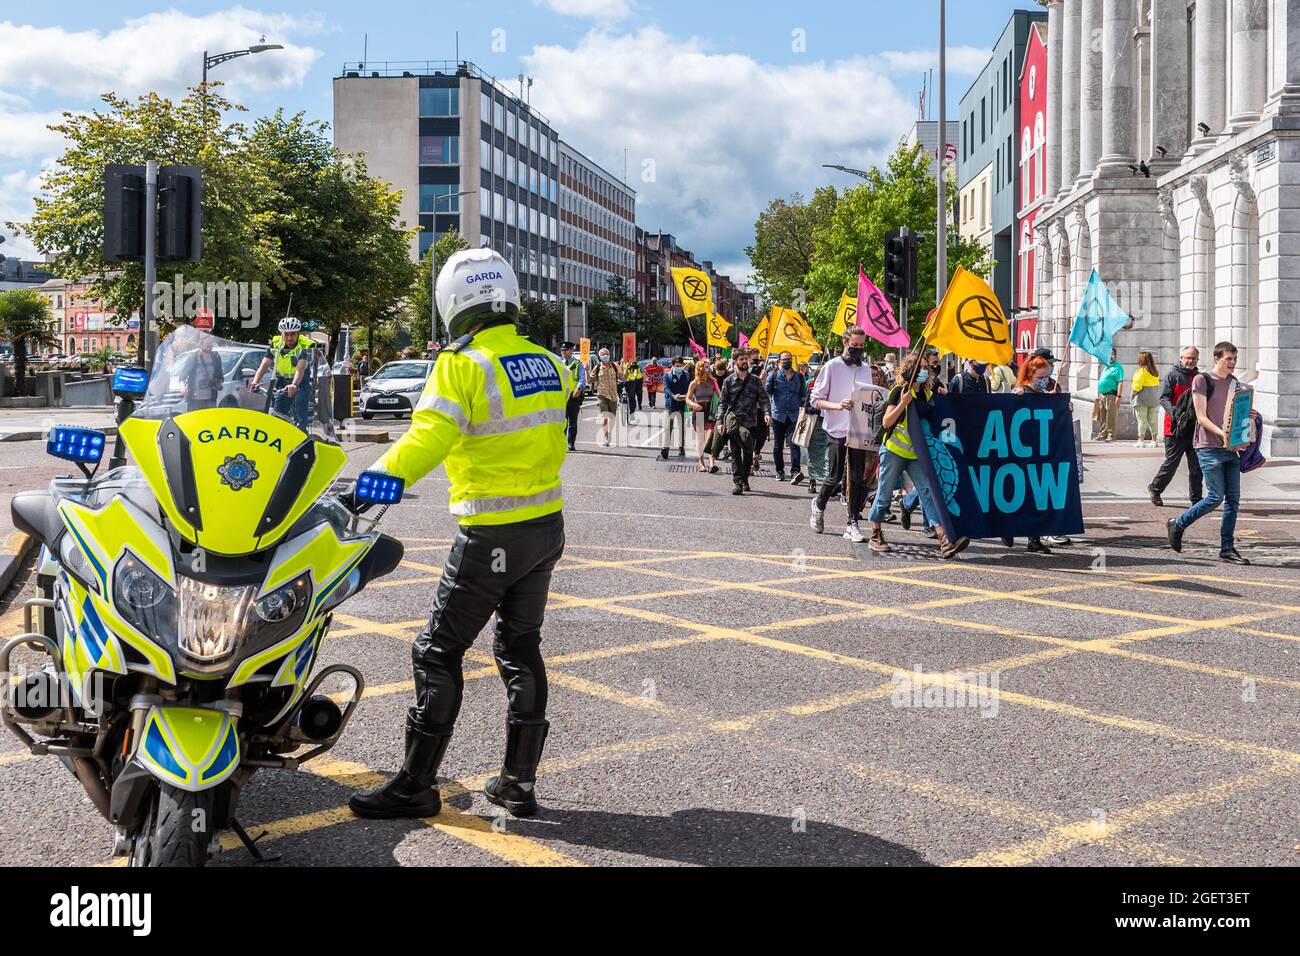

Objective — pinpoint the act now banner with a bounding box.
[913,394,1083,541]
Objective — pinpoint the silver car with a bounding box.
[359,360,432,419]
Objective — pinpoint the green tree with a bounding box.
[409,228,471,348]
[746,187,839,310]
[518,297,563,348]
[0,289,59,393]
[245,110,418,356]
[8,86,280,339]
[803,140,990,345]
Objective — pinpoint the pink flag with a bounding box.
[689,338,707,360]
[858,266,910,349]
[738,332,749,349]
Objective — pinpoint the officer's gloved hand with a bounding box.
[338,482,372,515]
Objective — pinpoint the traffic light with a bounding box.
[103,164,146,262]
[158,166,203,262]
[883,228,921,300]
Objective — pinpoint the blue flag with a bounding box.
[1069,268,1131,364]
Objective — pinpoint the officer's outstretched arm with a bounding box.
[370,359,472,486]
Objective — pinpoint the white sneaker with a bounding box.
[843,521,867,543]
[1133,440,1143,447]
[810,499,825,534]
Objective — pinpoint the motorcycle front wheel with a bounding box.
[129,785,215,868]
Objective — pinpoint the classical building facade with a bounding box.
[1036,0,1300,454]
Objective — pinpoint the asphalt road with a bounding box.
[1,401,1298,866]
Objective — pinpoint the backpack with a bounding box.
[1171,373,1211,440]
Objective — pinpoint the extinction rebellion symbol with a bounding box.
[862,292,902,336]
[955,295,1009,344]
[217,453,259,491]
[682,276,709,302]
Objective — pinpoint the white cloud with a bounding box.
[0,10,323,99]
[1,166,52,260]
[0,108,67,159]
[879,46,994,77]
[533,0,635,21]
[525,28,914,273]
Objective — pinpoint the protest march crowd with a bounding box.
[565,265,1265,567]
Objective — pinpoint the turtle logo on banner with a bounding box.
[955,295,1010,344]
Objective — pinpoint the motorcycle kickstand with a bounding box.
[231,818,282,863]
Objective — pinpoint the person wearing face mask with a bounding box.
[765,350,807,482]
[592,349,623,447]
[1005,356,1057,554]
[949,358,991,395]
[867,354,970,559]
[809,327,877,542]
[716,350,765,494]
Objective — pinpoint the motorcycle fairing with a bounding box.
[118,408,347,557]
[137,705,240,792]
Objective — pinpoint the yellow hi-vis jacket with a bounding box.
[372,324,573,526]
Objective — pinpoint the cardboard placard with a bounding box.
[579,337,590,367]
[1223,385,1254,451]
[846,385,888,451]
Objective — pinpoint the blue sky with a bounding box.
[1,1,1033,279]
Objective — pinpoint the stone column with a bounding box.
[1059,0,1083,194]
[1264,0,1300,115]
[1190,0,1227,152]
[1045,0,1063,199]
[1077,0,1104,185]
[1227,0,1268,130]
[1150,0,1190,168]
[1098,0,1137,172]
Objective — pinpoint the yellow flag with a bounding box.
[832,293,858,335]
[923,266,1013,365]
[670,267,713,319]
[706,312,731,348]
[750,314,773,354]
[769,307,819,358]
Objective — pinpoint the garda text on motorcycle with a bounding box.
[1,328,404,867]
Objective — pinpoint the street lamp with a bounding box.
[822,163,872,181]
[202,40,284,87]
[428,190,475,347]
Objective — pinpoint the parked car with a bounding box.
[148,344,271,415]
[358,359,433,419]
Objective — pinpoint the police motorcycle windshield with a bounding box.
[136,326,336,443]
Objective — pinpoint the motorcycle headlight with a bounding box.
[113,556,176,636]
[177,578,256,663]
[254,577,311,624]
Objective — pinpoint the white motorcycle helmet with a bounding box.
[436,248,520,339]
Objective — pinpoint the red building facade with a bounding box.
[1015,20,1048,358]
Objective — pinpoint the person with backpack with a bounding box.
[1131,350,1161,447]
[765,350,807,482]
[1166,341,1249,564]
[948,358,990,395]
[809,327,878,542]
[1148,345,1204,507]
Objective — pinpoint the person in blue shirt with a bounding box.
[558,342,587,451]
[765,350,808,482]
[659,355,691,459]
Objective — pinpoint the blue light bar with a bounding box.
[355,471,404,505]
[47,426,107,464]
[112,366,149,397]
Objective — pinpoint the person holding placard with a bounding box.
[1166,341,1249,565]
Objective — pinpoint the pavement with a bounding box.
[0,400,1298,866]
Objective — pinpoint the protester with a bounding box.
[1002,356,1058,554]
[686,358,719,473]
[621,357,642,414]
[949,358,991,395]
[659,356,690,460]
[558,342,586,451]
[1148,345,1204,507]
[717,349,765,494]
[800,365,830,496]
[810,327,878,543]
[882,352,897,379]
[867,354,969,558]
[1028,346,1075,547]
[593,348,622,446]
[1131,350,1161,447]
[990,358,1017,393]
[765,350,807,482]
[1092,348,1124,441]
[645,356,666,409]
[1166,342,1249,564]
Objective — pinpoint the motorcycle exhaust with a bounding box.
[293,695,343,743]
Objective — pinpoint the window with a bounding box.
[494,101,504,128]
[530,125,538,154]
[494,146,504,178]
[481,91,491,123]
[507,110,516,141]
[420,183,460,213]
[480,139,491,170]
[480,186,491,213]
[507,154,516,183]
[506,198,515,226]
[493,192,504,221]
[981,98,986,142]
[419,87,459,116]
[419,135,458,164]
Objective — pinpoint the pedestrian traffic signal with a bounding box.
[158,166,203,262]
[883,228,921,300]
[103,164,146,262]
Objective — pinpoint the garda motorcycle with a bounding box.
[1,329,406,866]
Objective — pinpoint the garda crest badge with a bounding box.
[217,454,259,491]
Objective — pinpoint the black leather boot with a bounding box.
[483,718,549,818]
[349,720,451,819]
